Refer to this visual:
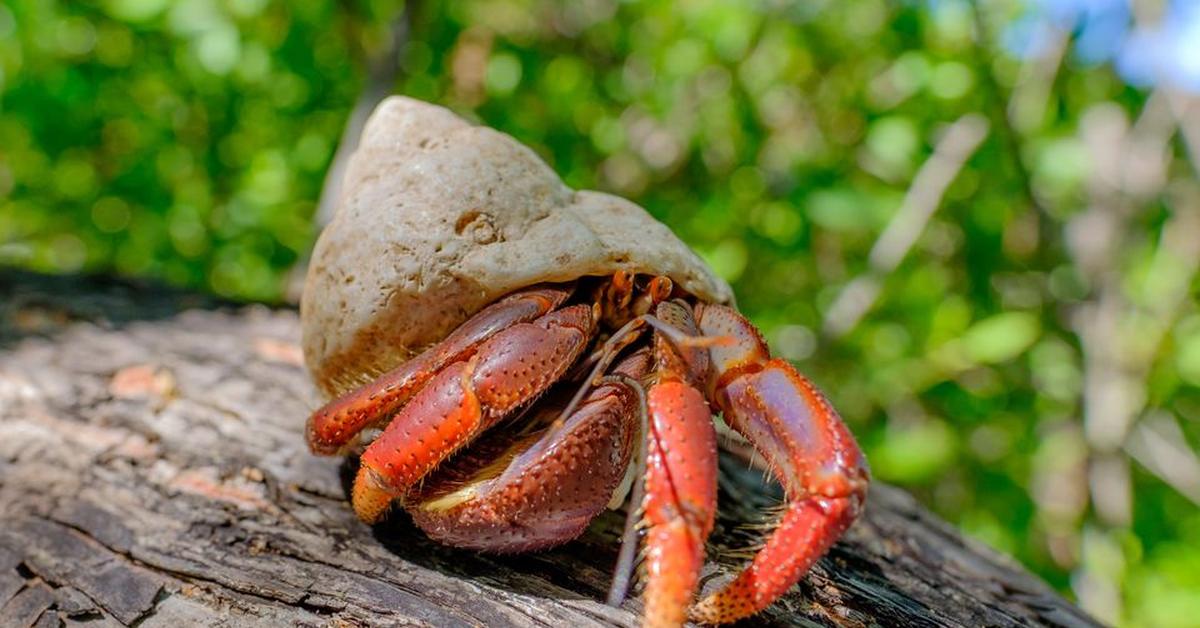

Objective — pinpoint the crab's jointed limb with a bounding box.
[689,303,869,624]
[640,302,718,628]
[306,285,574,454]
[641,378,718,628]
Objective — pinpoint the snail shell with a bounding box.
[302,97,732,398]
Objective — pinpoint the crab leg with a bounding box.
[641,301,718,628]
[406,349,652,552]
[690,304,869,624]
[641,377,718,628]
[352,303,596,523]
[306,285,573,455]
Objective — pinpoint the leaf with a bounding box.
[960,312,1041,364]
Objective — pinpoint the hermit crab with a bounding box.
[301,97,869,627]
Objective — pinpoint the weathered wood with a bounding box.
[0,270,1099,627]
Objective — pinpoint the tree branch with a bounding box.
[822,114,989,339]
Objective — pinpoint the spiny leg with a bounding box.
[307,285,573,454]
[690,304,868,624]
[640,300,718,628]
[606,372,650,609]
[641,377,718,628]
[352,303,596,523]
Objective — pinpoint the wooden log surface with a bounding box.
[0,270,1100,627]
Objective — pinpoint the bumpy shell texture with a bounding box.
[302,97,732,398]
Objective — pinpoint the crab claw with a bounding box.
[405,350,651,552]
[690,304,869,624]
[352,303,597,523]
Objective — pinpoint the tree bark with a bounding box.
[0,270,1099,628]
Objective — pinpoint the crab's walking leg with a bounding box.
[306,285,572,455]
[641,378,718,628]
[352,303,596,523]
[690,304,869,624]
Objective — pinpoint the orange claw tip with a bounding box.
[352,464,397,524]
[306,405,356,456]
[688,493,862,624]
[641,521,705,628]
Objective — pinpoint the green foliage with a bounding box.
[3,1,1199,625]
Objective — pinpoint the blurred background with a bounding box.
[2,0,1198,625]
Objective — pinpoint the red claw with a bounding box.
[407,349,652,552]
[353,303,596,523]
[690,304,869,624]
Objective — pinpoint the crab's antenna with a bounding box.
[641,314,734,349]
[557,309,734,431]
[552,316,648,429]
[604,372,649,608]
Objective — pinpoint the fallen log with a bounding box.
[0,270,1099,627]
